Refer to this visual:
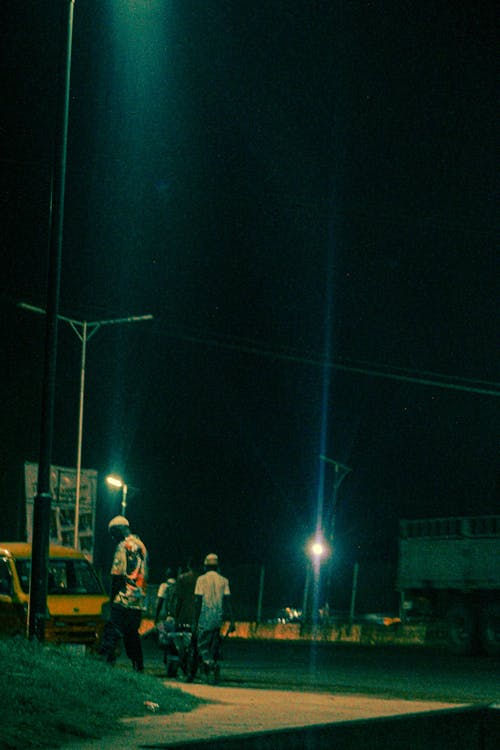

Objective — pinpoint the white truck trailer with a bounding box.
[396,515,500,655]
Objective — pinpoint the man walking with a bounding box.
[155,568,177,624]
[100,515,148,672]
[175,560,197,630]
[194,553,235,681]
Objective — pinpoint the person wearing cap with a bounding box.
[155,568,177,624]
[193,553,235,680]
[99,515,148,672]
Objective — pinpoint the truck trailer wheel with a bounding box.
[479,602,500,657]
[446,603,478,655]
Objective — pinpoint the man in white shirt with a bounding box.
[194,553,235,680]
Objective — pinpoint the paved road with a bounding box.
[142,638,500,704]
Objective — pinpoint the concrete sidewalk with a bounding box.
[58,681,464,750]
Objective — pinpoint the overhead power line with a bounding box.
[160,325,500,398]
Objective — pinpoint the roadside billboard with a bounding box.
[24,461,98,559]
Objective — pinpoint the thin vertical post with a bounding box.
[121,484,128,515]
[349,561,359,624]
[256,565,265,623]
[28,0,75,642]
[73,321,87,548]
[302,564,311,626]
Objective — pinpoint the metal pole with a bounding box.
[319,456,351,617]
[57,315,152,542]
[28,0,75,642]
[323,467,339,611]
[302,564,311,625]
[73,321,87,548]
[256,565,265,623]
[399,590,406,623]
[121,484,128,516]
[349,561,359,624]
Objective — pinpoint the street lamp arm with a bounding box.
[319,455,351,474]
[17,302,46,316]
[93,314,154,326]
[68,319,99,343]
[69,315,153,342]
[18,301,89,327]
[18,302,154,329]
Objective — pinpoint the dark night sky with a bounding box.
[1,2,498,613]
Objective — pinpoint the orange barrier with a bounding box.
[141,618,432,646]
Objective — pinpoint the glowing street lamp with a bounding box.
[302,534,328,625]
[106,475,128,516]
[309,540,326,561]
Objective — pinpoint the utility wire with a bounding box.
[159,325,500,398]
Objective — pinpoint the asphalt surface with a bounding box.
[216,639,500,703]
[140,636,500,704]
[57,638,499,749]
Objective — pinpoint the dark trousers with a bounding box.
[101,605,143,670]
[197,627,222,664]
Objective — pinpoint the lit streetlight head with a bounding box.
[306,535,328,562]
[311,541,325,559]
[106,475,124,489]
[106,474,129,517]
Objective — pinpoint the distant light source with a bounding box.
[310,541,326,559]
[106,475,124,489]
[307,535,328,563]
[302,535,328,625]
[106,474,128,515]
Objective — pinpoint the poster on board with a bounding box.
[24,461,98,560]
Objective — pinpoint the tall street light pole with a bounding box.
[320,455,351,617]
[301,536,327,628]
[19,303,153,547]
[27,0,75,643]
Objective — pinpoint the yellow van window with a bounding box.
[15,559,104,595]
[0,559,12,596]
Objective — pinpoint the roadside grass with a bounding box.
[0,637,203,750]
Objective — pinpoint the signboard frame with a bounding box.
[24,461,97,559]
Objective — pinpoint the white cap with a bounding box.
[108,515,129,529]
[204,553,218,566]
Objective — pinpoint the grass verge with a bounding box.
[0,637,203,749]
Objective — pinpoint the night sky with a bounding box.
[1,2,498,616]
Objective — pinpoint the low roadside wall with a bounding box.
[140,619,444,647]
[231,620,440,646]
